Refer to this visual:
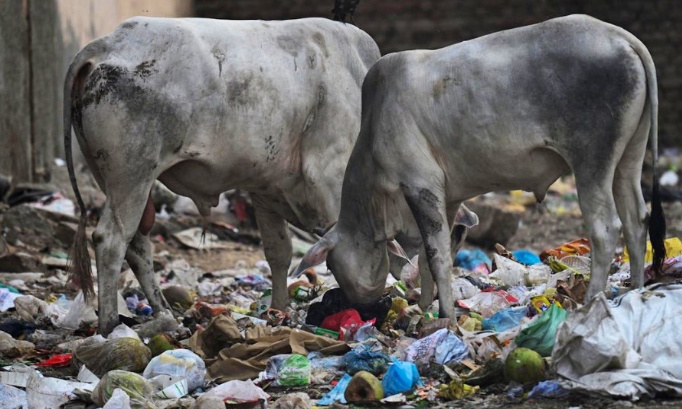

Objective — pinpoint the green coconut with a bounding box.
[505,347,546,385]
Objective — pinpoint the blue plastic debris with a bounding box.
[528,380,569,399]
[483,307,527,332]
[382,359,422,397]
[512,249,542,265]
[455,249,492,270]
[317,373,351,406]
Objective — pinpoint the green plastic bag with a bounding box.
[515,304,568,357]
[277,354,311,386]
[91,370,155,408]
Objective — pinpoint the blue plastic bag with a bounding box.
[482,307,527,332]
[512,249,542,265]
[342,347,390,375]
[404,329,470,370]
[382,359,422,397]
[528,380,569,399]
[454,249,491,271]
[317,373,351,405]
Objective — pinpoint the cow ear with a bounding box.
[290,233,337,278]
[387,239,411,262]
[454,204,479,228]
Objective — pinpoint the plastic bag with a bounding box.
[321,309,375,341]
[273,392,312,409]
[108,324,140,341]
[516,303,568,356]
[490,254,526,286]
[382,359,421,397]
[455,249,491,271]
[197,379,268,404]
[55,291,97,330]
[277,354,311,387]
[482,307,527,332]
[0,384,27,409]
[512,249,541,265]
[0,330,35,358]
[317,373,351,405]
[143,349,205,392]
[26,372,94,409]
[102,388,131,409]
[457,291,518,318]
[91,370,154,408]
[403,329,469,370]
[0,288,22,312]
[74,336,151,377]
[342,348,390,376]
[528,380,569,399]
[451,277,480,300]
[13,295,49,322]
[308,354,345,385]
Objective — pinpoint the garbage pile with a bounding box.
[2,169,682,408]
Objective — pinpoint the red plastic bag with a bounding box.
[36,353,72,367]
[321,309,375,341]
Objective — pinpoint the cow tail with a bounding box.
[629,36,666,274]
[64,41,105,300]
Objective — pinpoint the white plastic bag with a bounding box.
[194,379,268,405]
[55,291,97,330]
[554,283,682,400]
[0,384,27,409]
[102,388,131,409]
[489,255,526,286]
[108,324,141,341]
[26,372,94,409]
[143,350,205,392]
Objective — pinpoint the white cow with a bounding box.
[64,17,382,335]
[295,15,667,317]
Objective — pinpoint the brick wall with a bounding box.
[195,0,682,147]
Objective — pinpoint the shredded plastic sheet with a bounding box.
[553,282,682,400]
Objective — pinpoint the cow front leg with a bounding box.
[126,231,171,314]
[417,246,436,310]
[418,204,470,310]
[252,197,292,311]
[402,185,454,318]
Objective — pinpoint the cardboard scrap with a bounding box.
[189,315,349,383]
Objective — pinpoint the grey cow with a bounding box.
[295,15,666,318]
[64,17,381,335]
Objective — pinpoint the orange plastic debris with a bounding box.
[540,238,590,261]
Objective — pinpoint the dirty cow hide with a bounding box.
[64,17,380,335]
[298,15,666,319]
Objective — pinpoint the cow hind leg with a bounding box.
[614,117,650,290]
[577,170,622,301]
[252,195,292,311]
[125,231,171,314]
[94,181,154,335]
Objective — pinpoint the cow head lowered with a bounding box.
[291,204,478,307]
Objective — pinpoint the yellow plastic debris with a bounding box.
[457,315,482,332]
[622,237,682,264]
[438,380,480,400]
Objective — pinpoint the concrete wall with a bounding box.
[0,0,193,183]
[195,0,682,148]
